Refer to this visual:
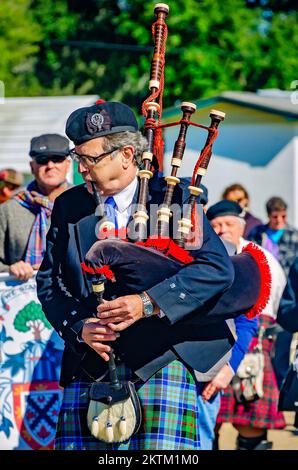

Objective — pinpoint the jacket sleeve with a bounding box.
[0,204,10,272]
[229,315,258,373]
[277,258,298,333]
[36,197,90,353]
[147,213,235,325]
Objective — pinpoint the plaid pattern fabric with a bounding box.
[14,181,68,265]
[55,360,201,450]
[248,224,298,276]
[216,315,286,429]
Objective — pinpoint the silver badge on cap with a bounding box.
[90,113,104,129]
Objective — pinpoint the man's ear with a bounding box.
[121,146,135,169]
[65,158,71,170]
[3,187,11,197]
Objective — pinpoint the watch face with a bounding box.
[144,302,154,316]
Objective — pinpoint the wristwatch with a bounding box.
[138,292,154,317]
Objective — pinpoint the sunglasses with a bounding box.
[34,155,68,165]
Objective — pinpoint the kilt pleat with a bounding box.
[216,315,286,429]
[54,360,201,450]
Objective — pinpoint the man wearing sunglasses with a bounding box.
[0,133,71,280]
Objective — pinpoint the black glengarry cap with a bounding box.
[65,101,139,145]
[207,200,245,221]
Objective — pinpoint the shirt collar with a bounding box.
[103,177,138,213]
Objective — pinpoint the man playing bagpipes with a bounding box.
[36,5,270,450]
[36,99,270,450]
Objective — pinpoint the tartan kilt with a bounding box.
[216,315,286,429]
[54,360,201,450]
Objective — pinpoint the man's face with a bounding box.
[0,185,14,203]
[30,157,70,191]
[211,215,244,245]
[75,137,135,196]
[225,189,248,210]
[268,210,287,230]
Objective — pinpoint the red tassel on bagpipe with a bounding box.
[136,236,194,264]
[81,262,116,281]
[241,243,272,319]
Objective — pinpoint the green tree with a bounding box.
[1,0,297,107]
[14,301,52,341]
[0,0,42,96]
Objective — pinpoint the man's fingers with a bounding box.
[90,341,111,353]
[92,343,111,361]
[84,322,115,335]
[99,352,110,362]
[98,299,123,312]
[107,321,132,332]
[90,333,118,341]
[97,308,124,319]
[98,316,126,325]
[202,382,217,401]
[10,262,34,281]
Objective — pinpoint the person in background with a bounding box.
[277,256,298,430]
[196,197,258,450]
[222,183,262,239]
[0,168,23,204]
[248,197,298,276]
[207,200,286,450]
[249,196,298,386]
[278,257,298,333]
[0,134,71,280]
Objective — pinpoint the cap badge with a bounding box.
[86,110,112,135]
[91,113,104,128]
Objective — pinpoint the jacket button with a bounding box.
[170,283,176,289]
[179,293,186,300]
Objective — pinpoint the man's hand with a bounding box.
[97,295,145,332]
[201,363,235,402]
[81,318,119,362]
[32,263,41,271]
[9,261,34,281]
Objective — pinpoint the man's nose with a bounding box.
[78,160,88,174]
[46,159,55,168]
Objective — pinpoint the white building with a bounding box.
[163,90,298,226]
[0,95,97,184]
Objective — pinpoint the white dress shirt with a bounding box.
[100,177,138,228]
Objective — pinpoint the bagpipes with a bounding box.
[81,4,271,438]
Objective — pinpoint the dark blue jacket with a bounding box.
[277,257,298,333]
[36,179,235,386]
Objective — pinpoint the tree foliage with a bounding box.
[0,0,42,96]
[1,0,297,109]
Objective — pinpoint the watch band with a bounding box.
[139,291,154,317]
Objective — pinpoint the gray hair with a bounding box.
[102,131,148,168]
[236,216,246,227]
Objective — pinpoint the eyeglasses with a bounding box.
[69,147,121,166]
[34,155,68,165]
